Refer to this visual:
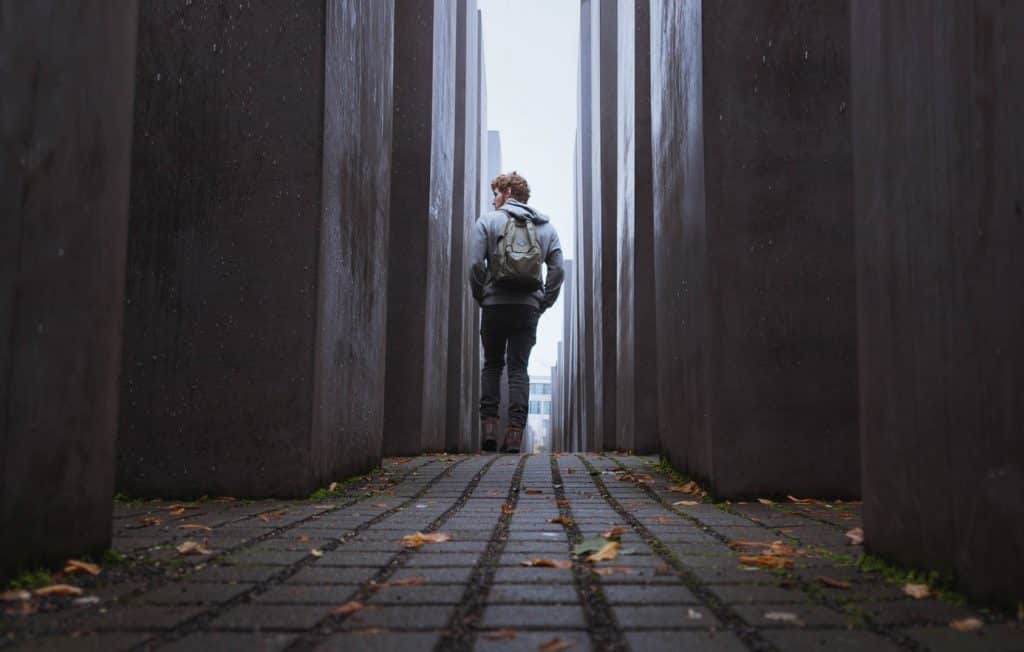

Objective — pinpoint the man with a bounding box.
[469,171,564,453]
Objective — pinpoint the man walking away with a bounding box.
[469,171,564,453]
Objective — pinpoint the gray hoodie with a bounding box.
[468,198,564,311]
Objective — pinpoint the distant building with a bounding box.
[526,375,552,453]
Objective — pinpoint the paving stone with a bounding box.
[252,584,360,604]
[902,624,1024,652]
[286,566,377,585]
[210,605,331,631]
[474,631,593,652]
[487,584,579,604]
[315,631,443,651]
[93,606,205,631]
[390,567,474,584]
[492,567,575,584]
[186,565,282,583]
[861,599,979,626]
[161,632,297,652]
[138,582,255,605]
[623,630,747,652]
[367,584,467,605]
[732,604,852,628]
[315,552,397,567]
[340,605,454,630]
[613,605,717,629]
[403,553,482,567]
[761,629,904,652]
[601,584,698,604]
[223,550,311,566]
[707,584,809,605]
[480,605,586,629]
[8,634,152,652]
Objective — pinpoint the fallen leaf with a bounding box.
[764,611,801,624]
[372,503,389,509]
[178,524,213,532]
[502,503,515,515]
[0,590,31,602]
[549,516,573,525]
[600,526,626,539]
[730,540,775,549]
[538,638,575,652]
[328,482,340,492]
[845,528,864,545]
[138,516,162,527]
[176,540,213,556]
[654,516,675,525]
[817,576,851,590]
[768,541,800,557]
[484,629,518,640]
[521,558,573,569]
[757,498,774,505]
[257,510,289,522]
[565,468,575,475]
[903,583,931,599]
[673,500,700,506]
[525,489,544,495]
[687,608,704,619]
[787,495,822,505]
[213,496,237,502]
[387,576,428,587]
[72,595,101,606]
[586,541,620,562]
[63,560,101,576]
[669,481,701,494]
[331,600,364,616]
[592,566,633,576]
[738,554,793,569]
[33,584,83,597]
[311,549,324,557]
[949,617,984,632]
[401,531,453,548]
[296,535,312,543]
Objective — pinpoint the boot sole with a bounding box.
[482,439,497,453]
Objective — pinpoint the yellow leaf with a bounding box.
[520,558,573,569]
[538,637,576,652]
[600,527,626,539]
[669,481,701,494]
[549,516,573,525]
[331,600,364,616]
[483,629,517,640]
[586,541,620,562]
[33,584,83,597]
[401,531,453,548]
[903,583,931,599]
[738,554,793,569]
[502,503,515,515]
[178,524,213,532]
[845,528,864,545]
[176,540,213,556]
[949,617,983,632]
[257,510,289,522]
[138,516,162,527]
[63,559,101,576]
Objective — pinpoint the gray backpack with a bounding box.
[492,211,544,291]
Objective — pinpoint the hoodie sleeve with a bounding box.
[540,231,564,312]
[468,216,489,304]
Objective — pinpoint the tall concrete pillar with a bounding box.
[651,0,858,497]
[576,2,597,452]
[615,0,658,453]
[1,2,137,578]
[119,0,393,497]
[446,0,481,453]
[852,0,1023,607]
[590,0,619,451]
[560,260,576,451]
[383,0,456,455]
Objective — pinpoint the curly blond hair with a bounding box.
[490,171,530,202]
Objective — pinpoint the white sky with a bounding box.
[478,0,579,375]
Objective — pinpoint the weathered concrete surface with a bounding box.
[446,0,481,453]
[591,0,619,452]
[383,0,456,455]
[651,0,858,497]
[615,0,658,453]
[575,1,596,452]
[120,0,393,497]
[0,1,137,579]
[852,0,1024,608]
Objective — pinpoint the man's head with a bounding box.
[490,171,530,209]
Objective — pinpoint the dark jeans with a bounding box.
[480,304,539,429]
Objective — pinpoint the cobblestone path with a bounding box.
[3,454,1021,651]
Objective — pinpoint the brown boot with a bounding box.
[481,417,499,452]
[500,426,524,454]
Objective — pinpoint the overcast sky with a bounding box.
[478,0,579,376]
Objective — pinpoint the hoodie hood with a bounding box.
[500,198,550,224]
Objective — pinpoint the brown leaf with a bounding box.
[538,637,575,652]
[63,560,101,576]
[176,540,213,556]
[730,540,775,549]
[565,468,575,475]
[767,541,800,557]
[257,510,289,522]
[401,531,453,548]
[787,495,822,505]
[33,584,83,597]
[757,498,774,505]
[484,629,518,640]
[372,503,388,509]
[600,526,626,539]
[845,527,864,545]
[328,482,340,492]
[654,516,675,525]
[549,516,573,525]
[817,576,851,590]
[586,541,620,562]
[673,500,700,506]
[331,600,364,616]
[178,524,213,532]
[296,535,312,543]
[387,576,428,587]
[669,481,701,495]
[525,489,544,495]
[949,617,984,632]
[738,554,793,569]
[592,566,633,576]
[520,558,573,569]
[0,590,31,602]
[138,516,162,527]
[502,503,515,515]
[903,583,931,599]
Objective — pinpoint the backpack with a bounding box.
[491,211,544,292]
